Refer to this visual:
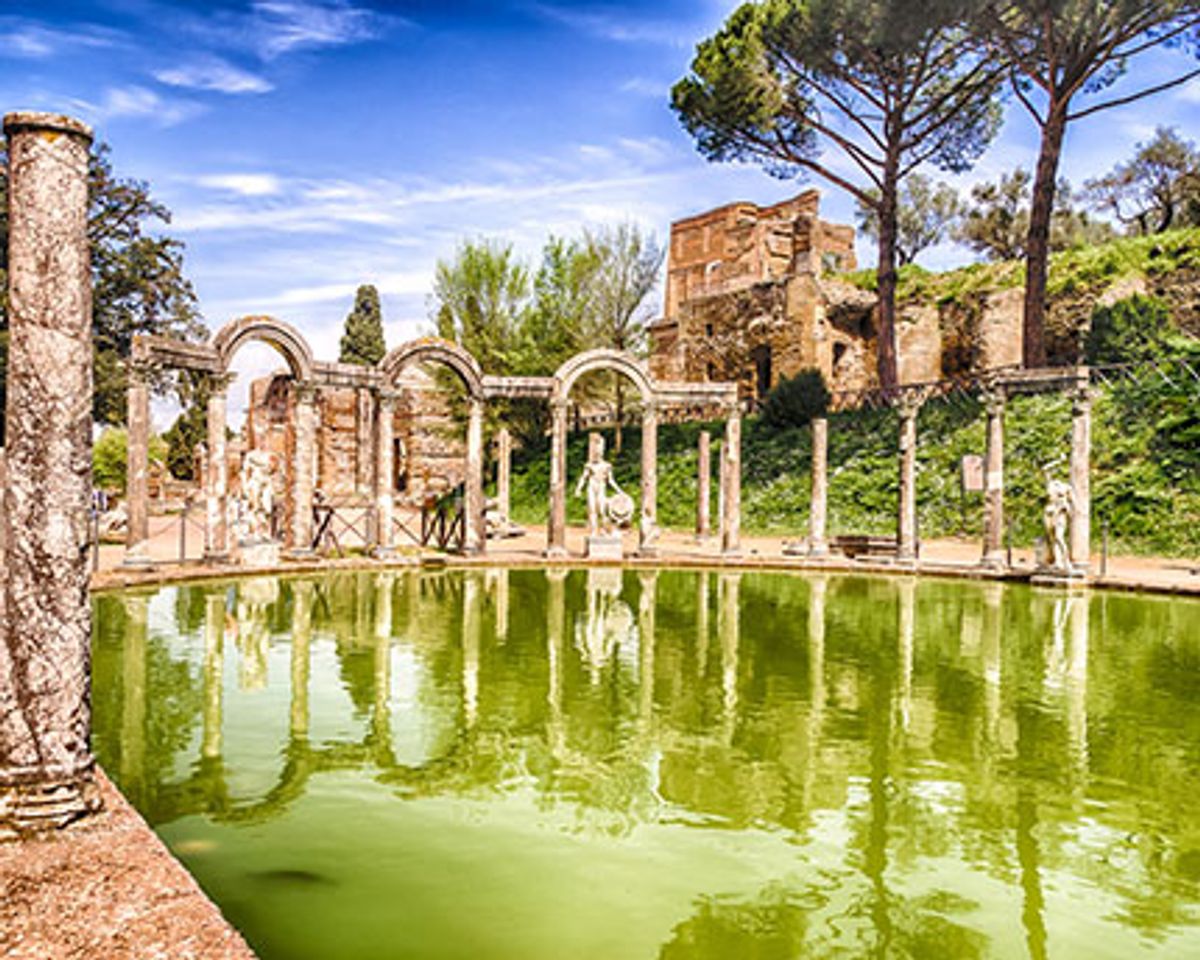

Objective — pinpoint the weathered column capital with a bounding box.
[207,371,236,397]
[293,381,319,405]
[376,389,399,412]
[896,389,927,420]
[980,384,1006,417]
[550,397,570,414]
[3,111,93,143]
[1070,385,1096,415]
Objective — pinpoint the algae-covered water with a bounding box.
[93,570,1200,959]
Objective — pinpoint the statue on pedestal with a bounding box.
[1043,475,1074,572]
[574,434,632,539]
[237,451,280,566]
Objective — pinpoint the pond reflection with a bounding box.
[92,570,1200,960]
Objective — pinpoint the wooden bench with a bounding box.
[831,534,900,560]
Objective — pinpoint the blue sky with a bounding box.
[4,0,1200,422]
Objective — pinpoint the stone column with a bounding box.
[204,376,231,563]
[356,387,374,495]
[1069,384,1092,573]
[124,360,153,567]
[897,393,923,564]
[696,431,712,541]
[639,401,659,556]
[0,111,101,833]
[809,416,829,556]
[496,427,512,521]
[465,397,486,554]
[290,383,317,557]
[547,399,568,558]
[721,407,742,556]
[981,388,1007,569]
[374,391,396,557]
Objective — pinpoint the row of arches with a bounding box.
[125,316,742,563]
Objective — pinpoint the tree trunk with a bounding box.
[875,168,901,394]
[1023,106,1068,369]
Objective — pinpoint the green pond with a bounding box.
[92,569,1200,960]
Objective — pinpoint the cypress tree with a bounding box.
[339,284,386,365]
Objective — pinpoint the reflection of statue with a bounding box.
[1043,475,1073,571]
[574,434,631,536]
[240,450,275,542]
[575,568,635,681]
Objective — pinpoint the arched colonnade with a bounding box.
[125,319,743,563]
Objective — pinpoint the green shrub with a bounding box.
[761,369,830,429]
[1086,295,1174,366]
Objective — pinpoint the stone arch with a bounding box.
[553,348,655,404]
[212,315,315,382]
[380,338,485,401]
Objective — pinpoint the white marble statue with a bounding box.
[1043,475,1074,571]
[574,434,630,537]
[239,450,276,542]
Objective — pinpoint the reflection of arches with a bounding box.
[212,315,315,381]
[553,348,653,404]
[380,338,484,401]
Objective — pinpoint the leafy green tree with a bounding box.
[162,372,211,480]
[856,174,964,266]
[93,427,167,492]
[431,239,530,374]
[761,368,830,428]
[672,0,1004,392]
[956,168,1115,261]
[523,236,600,373]
[1084,127,1200,235]
[0,141,204,442]
[339,283,387,365]
[971,0,1200,367]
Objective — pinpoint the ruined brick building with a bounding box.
[648,189,1022,400]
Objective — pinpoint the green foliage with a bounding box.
[0,141,203,441]
[856,174,964,267]
[339,284,386,366]
[1085,126,1200,236]
[93,427,167,492]
[1086,295,1175,366]
[162,372,211,480]
[761,369,830,428]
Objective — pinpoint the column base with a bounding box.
[202,551,232,566]
[979,551,1007,572]
[0,772,103,839]
[285,548,316,561]
[121,548,155,570]
[544,545,569,560]
[1031,566,1089,589]
[372,545,397,560]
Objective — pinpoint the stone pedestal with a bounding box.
[809,416,829,557]
[981,389,1006,569]
[1,111,102,834]
[239,538,281,568]
[585,535,624,560]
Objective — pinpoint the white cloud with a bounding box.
[196,173,285,197]
[620,76,666,98]
[532,4,690,47]
[249,1,393,60]
[155,58,273,95]
[70,85,203,128]
[0,20,122,60]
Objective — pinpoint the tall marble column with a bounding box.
[547,399,569,558]
[374,391,396,557]
[1069,384,1092,573]
[290,383,317,557]
[809,416,829,556]
[465,397,486,554]
[124,359,153,567]
[496,427,512,520]
[0,111,101,832]
[981,388,1007,569]
[204,375,232,563]
[721,407,742,556]
[897,393,923,564]
[696,431,711,541]
[639,401,659,556]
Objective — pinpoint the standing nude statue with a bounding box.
[574,434,627,537]
[1043,475,1074,571]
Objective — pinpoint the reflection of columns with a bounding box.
[809,417,829,556]
[1065,593,1089,787]
[492,568,510,642]
[290,383,317,556]
[546,569,567,758]
[124,363,153,567]
[1069,385,1092,572]
[981,583,1002,746]
[203,593,226,759]
[696,572,710,678]
[718,573,741,742]
[638,572,657,731]
[204,376,231,562]
[496,428,512,521]
[120,595,149,802]
[547,400,569,557]
[897,578,915,733]
[289,582,312,741]
[721,408,742,556]
[1,111,100,832]
[462,573,482,727]
[981,389,1007,568]
[374,391,396,556]
[639,402,660,555]
[897,394,922,563]
[696,431,712,540]
[373,573,394,747]
[808,577,827,715]
[465,398,486,554]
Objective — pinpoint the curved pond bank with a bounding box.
[93,568,1200,960]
